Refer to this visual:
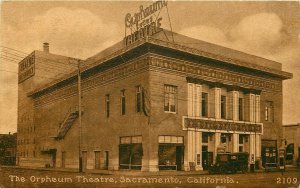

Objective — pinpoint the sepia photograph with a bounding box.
[0,1,299,187]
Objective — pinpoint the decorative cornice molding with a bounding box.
[147,37,292,80]
[148,54,281,92]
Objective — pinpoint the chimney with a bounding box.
[43,42,49,53]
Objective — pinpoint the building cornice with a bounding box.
[146,37,293,80]
[28,35,292,97]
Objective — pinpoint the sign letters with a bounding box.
[124,0,167,46]
[19,54,35,83]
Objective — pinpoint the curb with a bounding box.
[1,165,299,176]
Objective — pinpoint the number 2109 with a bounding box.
[276,177,298,184]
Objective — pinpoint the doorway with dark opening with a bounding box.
[158,135,184,171]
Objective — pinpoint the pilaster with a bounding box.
[232,133,239,152]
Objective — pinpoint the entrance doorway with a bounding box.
[202,146,213,170]
[51,150,56,168]
[176,146,184,170]
[261,140,277,168]
[103,151,109,170]
[82,151,87,171]
[94,151,100,169]
[61,151,65,168]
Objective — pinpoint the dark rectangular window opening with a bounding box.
[202,92,208,117]
[239,134,244,144]
[121,90,126,115]
[136,86,142,113]
[202,132,209,143]
[239,146,243,152]
[265,101,274,122]
[221,95,226,119]
[238,98,244,121]
[105,94,110,118]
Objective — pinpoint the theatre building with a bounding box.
[17,30,292,171]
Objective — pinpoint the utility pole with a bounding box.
[77,60,83,173]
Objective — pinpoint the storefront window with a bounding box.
[119,136,142,170]
[158,136,184,171]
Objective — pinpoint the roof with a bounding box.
[28,29,293,97]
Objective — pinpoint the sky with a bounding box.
[0,1,299,133]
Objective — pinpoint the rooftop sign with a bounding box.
[123,0,168,46]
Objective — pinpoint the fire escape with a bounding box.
[55,107,81,140]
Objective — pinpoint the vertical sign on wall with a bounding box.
[18,53,35,83]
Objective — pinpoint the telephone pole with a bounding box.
[77,60,83,173]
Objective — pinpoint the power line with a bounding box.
[1,50,26,59]
[0,46,78,68]
[0,54,22,62]
[0,57,75,77]
[0,56,20,63]
[0,46,28,55]
[0,49,78,77]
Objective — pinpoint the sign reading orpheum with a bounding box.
[123,0,168,46]
[18,53,35,83]
[183,117,263,134]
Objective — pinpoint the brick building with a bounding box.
[17,30,292,171]
[0,132,17,165]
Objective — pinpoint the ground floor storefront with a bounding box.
[17,131,271,171]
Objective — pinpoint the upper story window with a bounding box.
[239,134,244,144]
[202,132,209,143]
[238,98,244,121]
[121,90,126,115]
[265,101,274,122]
[136,86,142,113]
[105,94,110,117]
[221,95,226,119]
[164,85,177,113]
[201,92,208,117]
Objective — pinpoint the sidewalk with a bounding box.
[1,165,299,176]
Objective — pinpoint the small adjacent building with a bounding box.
[0,132,17,165]
[282,123,300,166]
[17,29,292,171]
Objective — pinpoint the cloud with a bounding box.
[179,25,228,46]
[1,7,122,59]
[180,12,300,124]
[179,12,284,56]
[0,7,123,133]
[229,13,283,54]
